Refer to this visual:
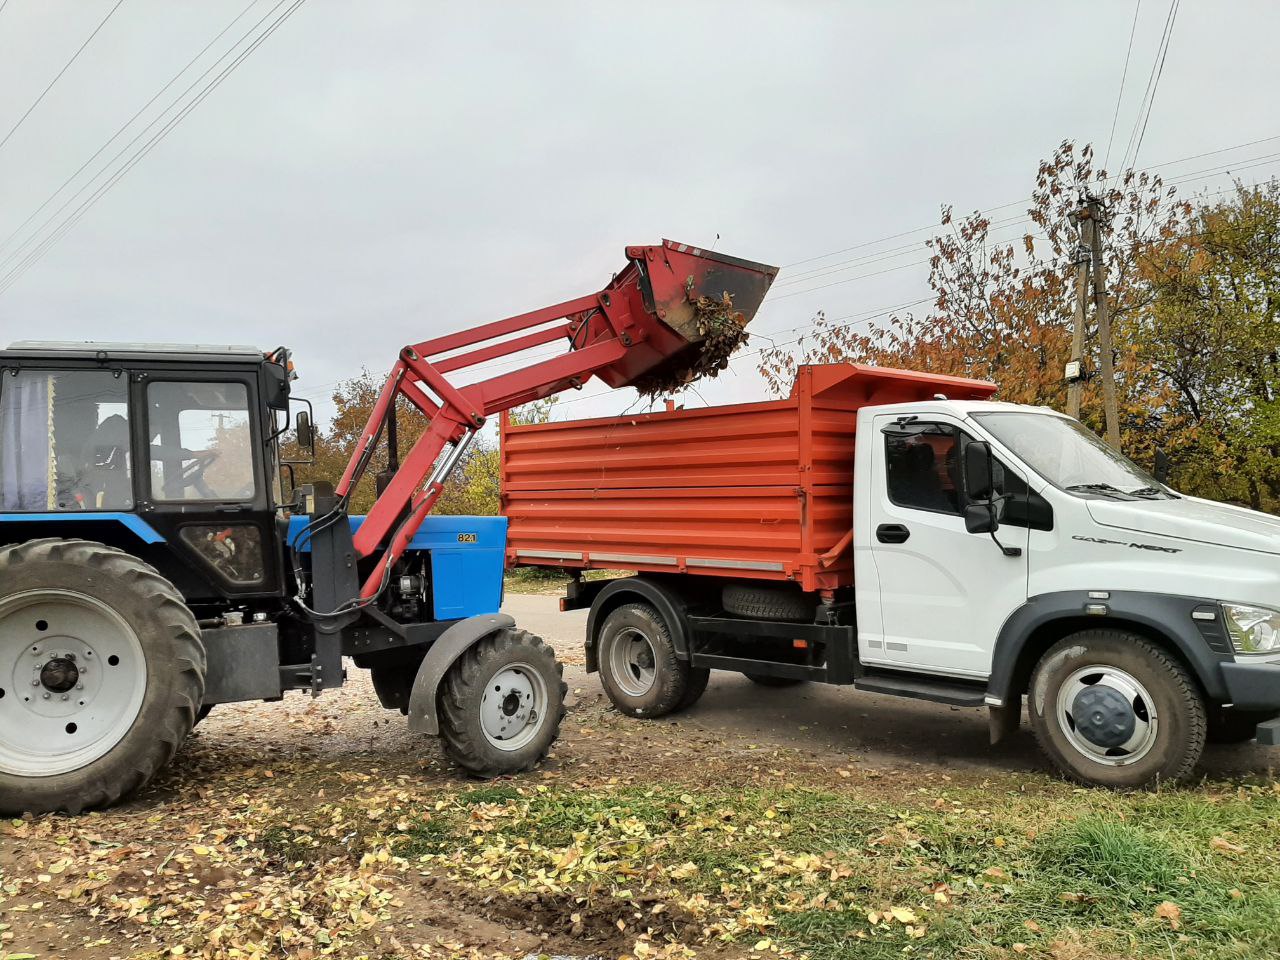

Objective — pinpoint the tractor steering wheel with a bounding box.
[180,450,220,499]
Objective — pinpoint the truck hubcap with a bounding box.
[0,590,147,777]
[480,663,546,751]
[1056,665,1158,766]
[609,628,657,697]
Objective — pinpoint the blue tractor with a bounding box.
[0,241,777,813]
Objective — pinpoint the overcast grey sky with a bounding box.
[0,1,1276,426]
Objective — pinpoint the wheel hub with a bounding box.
[39,655,80,693]
[0,590,147,776]
[1071,685,1136,748]
[479,662,547,752]
[608,628,658,697]
[1056,665,1158,766]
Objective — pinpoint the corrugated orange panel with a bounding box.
[501,363,996,593]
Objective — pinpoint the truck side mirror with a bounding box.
[964,501,997,534]
[1154,450,1171,484]
[295,411,314,451]
[963,440,993,501]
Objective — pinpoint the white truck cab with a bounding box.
[854,398,1280,786]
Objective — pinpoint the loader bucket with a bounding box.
[588,239,778,394]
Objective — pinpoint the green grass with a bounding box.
[403,781,1280,959]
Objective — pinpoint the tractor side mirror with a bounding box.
[295,410,314,451]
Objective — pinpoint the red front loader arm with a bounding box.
[333,240,777,599]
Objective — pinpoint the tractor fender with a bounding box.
[407,613,515,735]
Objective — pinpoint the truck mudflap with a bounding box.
[406,613,515,735]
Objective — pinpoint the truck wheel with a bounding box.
[744,673,806,687]
[722,584,814,622]
[438,628,565,778]
[1207,708,1275,744]
[0,539,205,814]
[1028,630,1206,788]
[598,602,699,718]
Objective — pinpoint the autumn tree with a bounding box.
[1137,179,1280,508]
[758,141,1192,465]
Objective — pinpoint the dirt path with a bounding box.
[1,593,1274,959]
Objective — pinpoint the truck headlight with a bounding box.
[1222,603,1280,654]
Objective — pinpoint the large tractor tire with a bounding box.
[1027,630,1206,788]
[597,602,707,717]
[438,628,566,778]
[0,539,205,814]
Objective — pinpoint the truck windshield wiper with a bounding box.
[1065,482,1131,498]
[1126,486,1177,499]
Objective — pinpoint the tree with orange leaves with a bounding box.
[758,141,1192,468]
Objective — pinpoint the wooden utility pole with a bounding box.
[1085,197,1122,450]
[1065,206,1091,420]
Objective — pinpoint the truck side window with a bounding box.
[0,369,131,511]
[885,424,963,515]
[147,381,257,502]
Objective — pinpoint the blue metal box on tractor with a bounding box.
[0,241,778,814]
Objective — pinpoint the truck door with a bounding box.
[864,413,1029,677]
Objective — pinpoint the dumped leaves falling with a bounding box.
[632,287,749,399]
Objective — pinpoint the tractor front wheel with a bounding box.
[0,539,205,814]
[438,628,566,778]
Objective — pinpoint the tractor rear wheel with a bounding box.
[438,628,565,778]
[0,539,205,814]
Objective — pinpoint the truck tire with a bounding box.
[438,628,565,778]
[722,584,814,623]
[1207,708,1275,744]
[743,673,806,687]
[1027,630,1206,788]
[598,602,700,718]
[678,665,712,709]
[0,539,205,814]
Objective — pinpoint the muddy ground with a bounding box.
[0,593,1274,959]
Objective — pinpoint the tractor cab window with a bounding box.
[0,369,131,511]
[147,381,257,502]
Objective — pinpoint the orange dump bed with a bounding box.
[500,364,996,592]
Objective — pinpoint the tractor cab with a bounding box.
[0,342,301,609]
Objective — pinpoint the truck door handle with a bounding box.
[876,523,910,544]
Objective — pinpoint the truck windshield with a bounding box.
[971,411,1169,499]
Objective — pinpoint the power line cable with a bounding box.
[0,0,125,153]
[0,0,306,295]
[1119,0,1179,172]
[1104,0,1142,172]
[0,0,261,262]
[1128,0,1179,169]
[0,0,294,283]
[0,0,259,263]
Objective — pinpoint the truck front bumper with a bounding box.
[1257,716,1280,746]
[1220,658,1280,712]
